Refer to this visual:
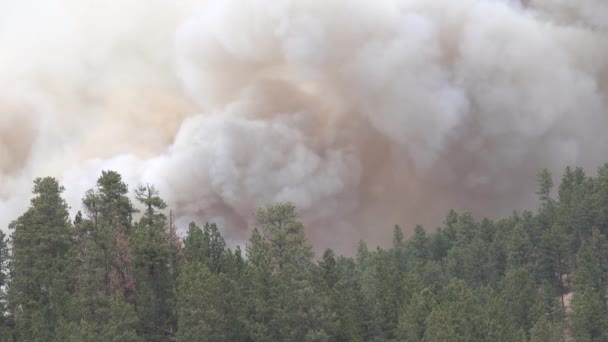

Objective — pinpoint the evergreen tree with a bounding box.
[573,228,608,294]
[408,225,429,261]
[9,177,75,341]
[319,249,338,289]
[0,230,12,340]
[536,168,554,204]
[392,225,404,248]
[183,222,226,274]
[132,185,175,341]
[102,293,143,342]
[571,286,608,341]
[427,227,452,261]
[361,250,402,340]
[477,287,523,341]
[11,161,608,341]
[396,285,435,341]
[502,267,543,335]
[424,280,485,341]
[529,316,564,342]
[330,256,366,342]
[175,262,225,342]
[249,203,334,341]
[219,246,248,341]
[507,223,533,270]
[535,224,571,307]
[243,228,273,341]
[72,171,138,339]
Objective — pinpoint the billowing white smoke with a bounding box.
[1,0,607,253]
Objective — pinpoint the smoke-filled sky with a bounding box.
[1,0,607,254]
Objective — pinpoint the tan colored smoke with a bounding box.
[1,0,607,254]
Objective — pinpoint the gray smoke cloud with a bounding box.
[1,0,607,254]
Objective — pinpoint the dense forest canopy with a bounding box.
[1,164,608,341]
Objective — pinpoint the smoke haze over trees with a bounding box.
[0,0,607,252]
[2,164,608,340]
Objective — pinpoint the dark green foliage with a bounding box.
[9,177,74,341]
[571,287,608,341]
[70,171,139,339]
[175,262,225,341]
[132,185,175,341]
[424,281,479,341]
[0,230,12,340]
[9,165,608,341]
[328,256,366,341]
[103,293,143,342]
[502,267,543,334]
[396,283,434,341]
[530,316,564,342]
[242,203,334,341]
[83,170,137,231]
[536,168,554,204]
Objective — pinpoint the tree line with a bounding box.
[2,165,608,341]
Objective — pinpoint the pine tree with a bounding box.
[319,249,338,289]
[477,287,523,342]
[502,267,543,335]
[366,250,402,340]
[507,223,533,270]
[392,225,404,248]
[423,280,485,341]
[9,177,75,341]
[80,170,138,295]
[72,171,139,339]
[573,229,608,295]
[182,222,226,273]
[132,185,175,341]
[243,228,273,341]
[175,262,225,342]
[12,161,608,341]
[397,286,435,341]
[535,224,570,308]
[102,293,143,342]
[220,246,248,341]
[249,203,334,341]
[408,225,429,261]
[0,230,13,340]
[571,286,608,341]
[529,316,564,342]
[536,168,554,205]
[182,222,207,263]
[332,256,366,341]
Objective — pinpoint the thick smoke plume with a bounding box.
[1,0,607,253]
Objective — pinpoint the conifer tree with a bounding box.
[175,262,225,342]
[0,230,12,340]
[72,171,139,339]
[9,177,75,341]
[132,185,175,341]
[571,286,608,341]
[248,203,334,341]
[536,168,554,204]
[243,228,273,341]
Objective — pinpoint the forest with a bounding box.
[1,164,608,341]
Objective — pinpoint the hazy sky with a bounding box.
[1,0,607,254]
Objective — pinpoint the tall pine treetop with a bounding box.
[83,170,137,230]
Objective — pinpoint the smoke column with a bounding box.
[0,0,607,253]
